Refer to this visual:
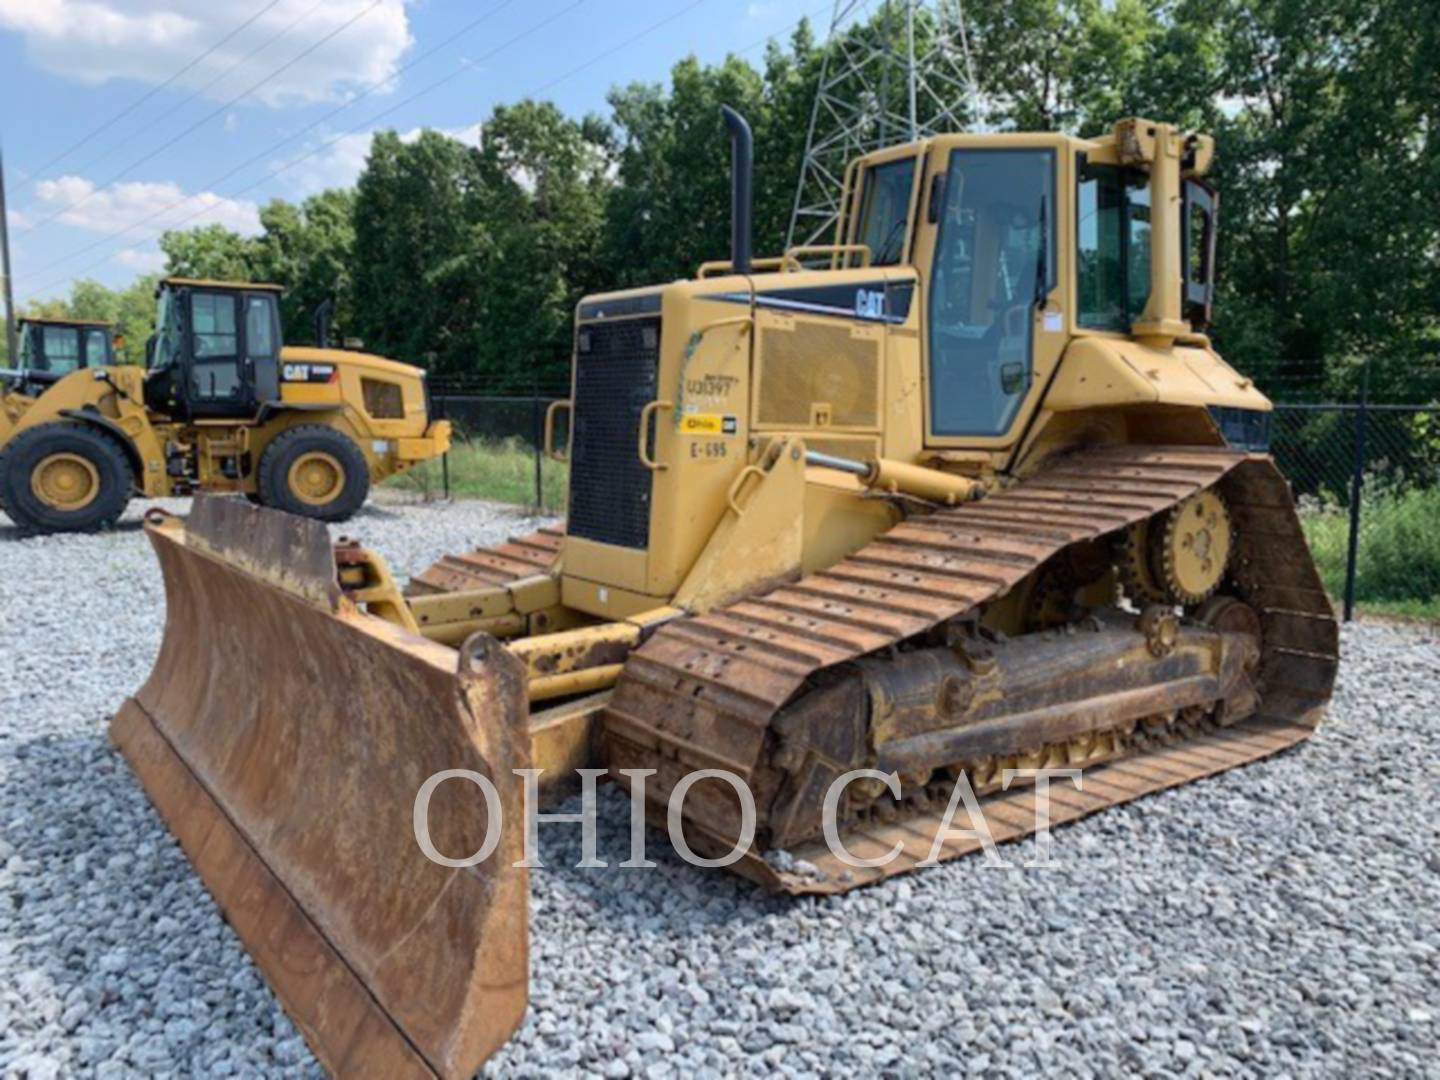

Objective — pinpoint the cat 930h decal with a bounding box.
[281,362,338,384]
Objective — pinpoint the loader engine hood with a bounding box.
[277,345,428,383]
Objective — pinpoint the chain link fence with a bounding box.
[390,389,570,512]
[408,359,1440,621]
[1267,369,1440,621]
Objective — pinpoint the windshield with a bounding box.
[856,157,916,266]
[15,325,34,368]
[151,288,181,370]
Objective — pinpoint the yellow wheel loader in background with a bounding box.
[113,112,1337,1077]
[0,277,450,533]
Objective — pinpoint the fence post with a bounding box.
[1342,358,1371,621]
[531,386,543,512]
[436,393,450,500]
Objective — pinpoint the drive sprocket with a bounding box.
[1158,490,1233,604]
[1117,489,1233,607]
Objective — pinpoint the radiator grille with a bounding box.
[568,318,659,550]
[757,320,881,428]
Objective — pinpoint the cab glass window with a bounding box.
[41,327,82,374]
[151,288,180,370]
[84,329,110,366]
[17,326,35,367]
[856,157,916,266]
[1077,162,1151,330]
[192,293,239,358]
[927,148,1054,436]
[245,295,277,362]
[190,293,242,401]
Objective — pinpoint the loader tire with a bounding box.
[0,422,133,534]
[257,424,370,522]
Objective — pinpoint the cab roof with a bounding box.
[18,316,113,328]
[159,276,285,292]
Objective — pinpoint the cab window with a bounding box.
[856,157,916,266]
[151,288,181,371]
[16,326,35,367]
[1077,162,1151,330]
[84,329,110,366]
[245,295,277,363]
[41,327,82,374]
[927,148,1054,436]
[190,292,242,402]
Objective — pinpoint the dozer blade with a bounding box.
[111,498,531,1078]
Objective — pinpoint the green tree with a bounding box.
[351,129,492,375]
[470,100,611,389]
[158,223,258,282]
[251,189,357,346]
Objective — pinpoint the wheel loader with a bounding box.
[112,112,1337,1077]
[4,314,119,385]
[0,277,450,533]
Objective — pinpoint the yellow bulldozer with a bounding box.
[113,113,1337,1076]
[0,278,450,533]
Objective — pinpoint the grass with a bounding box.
[386,436,567,511]
[1300,486,1440,621]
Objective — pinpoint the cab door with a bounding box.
[186,291,249,415]
[914,139,1069,449]
[183,289,281,416]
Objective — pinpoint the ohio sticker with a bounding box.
[680,413,738,435]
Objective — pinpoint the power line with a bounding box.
[19,0,384,237]
[32,0,329,204]
[18,0,528,285]
[17,0,285,184]
[23,0,827,299]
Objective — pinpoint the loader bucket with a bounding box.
[111,498,531,1078]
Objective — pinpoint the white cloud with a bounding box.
[6,208,31,228]
[282,122,481,195]
[114,247,167,272]
[0,0,413,107]
[33,175,262,236]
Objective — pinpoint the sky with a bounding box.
[0,0,823,305]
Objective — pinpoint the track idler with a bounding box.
[111,498,532,1078]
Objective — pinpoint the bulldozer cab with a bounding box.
[143,278,283,420]
[13,317,115,386]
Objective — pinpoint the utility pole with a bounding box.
[788,0,984,249]
[0,142,17,365]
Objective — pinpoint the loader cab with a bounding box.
[15,318,115,386]
[144,278,283,419]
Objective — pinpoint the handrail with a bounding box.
[696,255,802,278]
[784,243,873,269]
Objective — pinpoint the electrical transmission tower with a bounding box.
[788,0,982,248]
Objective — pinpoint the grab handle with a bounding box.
[637,400,673,471]
[725,464,766,516]
[544,399,572,462]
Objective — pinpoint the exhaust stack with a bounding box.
[721,106,753,275]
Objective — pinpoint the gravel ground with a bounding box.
[1,497,1437,1078]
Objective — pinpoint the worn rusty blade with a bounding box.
[112,502,531,1078]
